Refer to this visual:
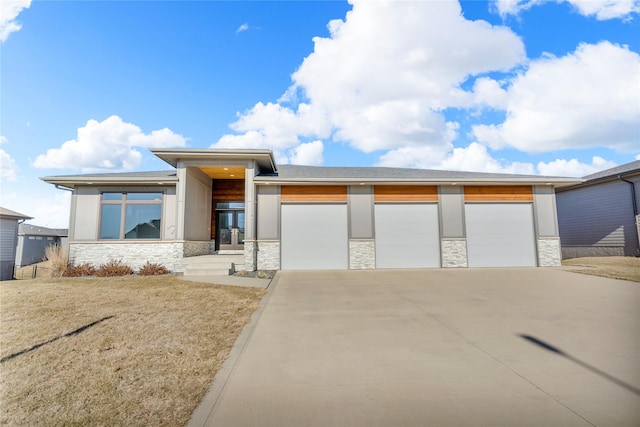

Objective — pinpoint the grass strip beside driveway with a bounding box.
[562,256,640,282]
[0,275,265,426]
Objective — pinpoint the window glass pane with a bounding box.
[237,212,245,244]
[216,202,244,209]
[124,205,161,239]
[127,192,163,201]
[100,205,122,239]
[102,193,123,201]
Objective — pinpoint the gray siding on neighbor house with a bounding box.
[16,235,60,267]
[0,218,19,280]
[557,177,640,257]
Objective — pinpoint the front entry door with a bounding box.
[217,210,245,251]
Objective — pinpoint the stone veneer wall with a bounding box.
[537,238,562,266]
[183,240,212,257]
[256,240,280,270]
[69,242,184,272]
[244,241,257,271]
[441,239,468,268]
[349,240,375,270]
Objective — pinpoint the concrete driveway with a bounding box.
[190,269,640,427]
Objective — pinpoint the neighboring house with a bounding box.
[15,224,69,267]
[41,148,580,273]
[0,207,33,280]
[556,161,640,259]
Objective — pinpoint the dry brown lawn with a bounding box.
[562,256,640,282]
[0,275,266,426]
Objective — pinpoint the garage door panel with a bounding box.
[281,204,348,270]
[465,204,536,267]
[375,204,440,268]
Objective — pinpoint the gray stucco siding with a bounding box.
[72,189,101,240]
[533,186,559,237]
[438,186,465,238]
[183,168,212,241]
[348,186,374,239]
[256,186,280,240]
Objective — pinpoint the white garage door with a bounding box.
[281,204,348,270]
[465,204,536,267]
[375,204,441,268]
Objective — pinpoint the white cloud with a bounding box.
[288,141,324,166]
[0,149,18,181]
[438,143,535,174]
[0,0,31,42]
[472,77,509,109]
[32,115,186,171]
[0,136,18,181]
[236,23,249,34]
[536,156,617,177]
[474,42,640,152]
[290,0,524,151]
[0,183,71,228]
[212,102,331,162]
[494,0,640,20]
[378,142,535,175]
[25,191,71,228]
[213,0,525,162]
[636,154,640,160]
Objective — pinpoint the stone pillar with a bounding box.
[441,238,468,268]
[537,237,561,267]
[349,239,375,269]
[257,240,280,270]
[533,186,562,266]
[439,186,468,268]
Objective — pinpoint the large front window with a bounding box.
[100,192,163,239]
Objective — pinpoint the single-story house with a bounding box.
[0,207,33,280]
[556,160,640,259]
[42,148,581,273]
[15,224,69,267]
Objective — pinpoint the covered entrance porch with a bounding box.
[151,148,278,272]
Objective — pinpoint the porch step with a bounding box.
[181,254,245,276]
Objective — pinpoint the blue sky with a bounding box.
[1,0,639,227]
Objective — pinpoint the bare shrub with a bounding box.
[62,263,96,277]
[43,243,69,278]
[138,262,170,276]
[95,260,134,277]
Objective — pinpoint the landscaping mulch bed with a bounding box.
[0,275,265,426]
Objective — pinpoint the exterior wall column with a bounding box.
[244,161,257,271]
[348,185,375,269]
[175,161,187,241]
[439,186,468,267]
[255,185,280,270]
[533,185,562,266]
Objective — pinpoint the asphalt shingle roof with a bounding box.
[0,207,32,220]
[266,164,562,180]
[582,160,640,181]
[19,224,68,237]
